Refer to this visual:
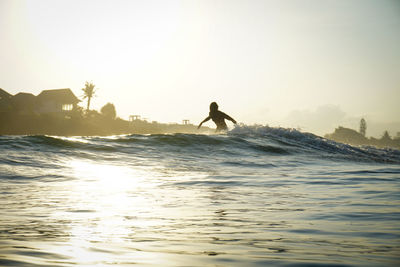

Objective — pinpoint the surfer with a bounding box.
[198,102,237,132]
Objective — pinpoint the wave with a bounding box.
[229,125,400,164]
[1,125,399,164]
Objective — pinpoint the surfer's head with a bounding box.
[210,102,218,112]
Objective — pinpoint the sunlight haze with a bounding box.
[1,0,399,136]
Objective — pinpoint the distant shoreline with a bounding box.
[324,126,400,150]
[0,113,212,136]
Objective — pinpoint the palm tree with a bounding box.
[82,81,97,111]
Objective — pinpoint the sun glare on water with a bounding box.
[46,160,163,264]
[49,158,210,265]
[69,160,140,192]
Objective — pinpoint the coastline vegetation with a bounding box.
[324,118,400,149]
[0,106,211,136]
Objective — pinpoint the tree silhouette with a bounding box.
[381,130,391,141]
[359,118,367,137]
[101,103,116,120]
[82,81,97,111]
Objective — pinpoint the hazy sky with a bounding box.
[1,0,399,136]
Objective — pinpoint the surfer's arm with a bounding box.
[198,116,211,129]
[223,112,237,124]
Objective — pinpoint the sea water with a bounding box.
[0,125,399,266]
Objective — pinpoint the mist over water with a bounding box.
[1,125,400,266]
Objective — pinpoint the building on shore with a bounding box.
[0,88,80,117]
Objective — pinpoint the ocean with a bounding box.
[1,125,399,266]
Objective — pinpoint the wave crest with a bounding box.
[1,126,400,164]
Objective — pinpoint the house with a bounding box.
[0,88,12,113]
[0,88,12,100]
[12,92,36,115]
[36,88,80,115]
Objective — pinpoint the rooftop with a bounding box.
[37,88,80,103]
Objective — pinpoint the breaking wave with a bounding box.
[1,125,399,165]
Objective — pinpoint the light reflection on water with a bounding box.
[1,155,400,266]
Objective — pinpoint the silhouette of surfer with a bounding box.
[198,102,237,132]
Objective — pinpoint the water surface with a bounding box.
[1,126,399,266]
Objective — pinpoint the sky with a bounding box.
[1,0,399,136]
